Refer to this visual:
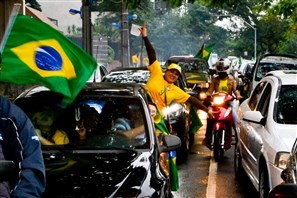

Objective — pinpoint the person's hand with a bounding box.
[139,23,147,37]
[236,95,243,101]
[35,129,42,138]
[207,109,215,119]
[77,127,86,140]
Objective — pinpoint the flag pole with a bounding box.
[0,3,21,53]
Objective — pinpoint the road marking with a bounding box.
[206,153,217,198]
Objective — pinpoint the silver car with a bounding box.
[234,70,297,198]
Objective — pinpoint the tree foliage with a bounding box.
[25,0,41,11]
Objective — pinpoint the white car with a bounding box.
[234,70,297,198]
[249,54,297,91]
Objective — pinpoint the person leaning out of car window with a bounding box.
[138,24,214,122]
[203,58,243,149]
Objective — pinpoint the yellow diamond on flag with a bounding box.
[10,39,76,79]
[202,49,209,59]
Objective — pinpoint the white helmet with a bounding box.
[215,58,231,74]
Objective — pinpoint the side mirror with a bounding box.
[268,183,297,198]
[0,160,16,182]
[243,111,266,125]
[159,135,181,152]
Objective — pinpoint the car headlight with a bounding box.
[163,102,183,120]
[275,152,290,169]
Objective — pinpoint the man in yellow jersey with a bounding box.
[204,58,242,149]
[139,25,213,122]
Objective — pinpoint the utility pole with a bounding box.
[120,0,130,67]
[82,0,92,55]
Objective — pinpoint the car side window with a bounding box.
[248,81,267,110]
[255,83,272,117]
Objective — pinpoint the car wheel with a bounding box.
[234,139,244,179]
[259,166,270,198]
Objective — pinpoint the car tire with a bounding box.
[234,139,244,180]
[259,166,270,198]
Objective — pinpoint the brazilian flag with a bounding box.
[189,106,203,134]
[195,43,216,61]
[1,15,97,104]
[154,111,179,191]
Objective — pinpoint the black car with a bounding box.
[102,67,194,163]
[14,82,181,197]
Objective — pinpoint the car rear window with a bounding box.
[167,59,209,73]
[255,62,297,81]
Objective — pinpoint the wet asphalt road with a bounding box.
[172,115,259,198]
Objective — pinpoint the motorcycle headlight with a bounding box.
[274,152,290,169]
[213,95,225,105]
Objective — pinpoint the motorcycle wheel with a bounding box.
[213,130,224,162]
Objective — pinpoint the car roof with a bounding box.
[258,54,297,63]
[265,70,297,85]
[15,82,147,101]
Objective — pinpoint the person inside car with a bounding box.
[203,58,243,149]
[33,106,69,145]
[139,24,214,125]
[75,105,100,141]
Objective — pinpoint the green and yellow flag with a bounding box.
[0,15,97,104]
[154,111,179,191]
[195,43,216,61]
[189,106,203,134]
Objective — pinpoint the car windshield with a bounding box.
[255,58,297,81]
[275,85,297,124]
[15,95,149,149]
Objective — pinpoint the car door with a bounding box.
[239,81,267,175]
[248,82,272,179]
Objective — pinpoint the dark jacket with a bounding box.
[0,96,45,198]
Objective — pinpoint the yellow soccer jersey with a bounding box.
[218,78,229,93]
[145,60,190,113]
[52,129,69,145]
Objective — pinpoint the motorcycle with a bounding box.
[201,92,235,162]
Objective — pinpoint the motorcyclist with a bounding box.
[203,58,243,149]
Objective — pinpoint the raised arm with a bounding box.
[139,26,156,65]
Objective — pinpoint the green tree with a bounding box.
[25,0,41,11]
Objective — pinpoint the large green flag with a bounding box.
[189,106,203,134]
[0,15,97,104]
[154,111,179,191]
[195,43,216,61]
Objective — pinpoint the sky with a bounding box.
[38,0,84,33]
